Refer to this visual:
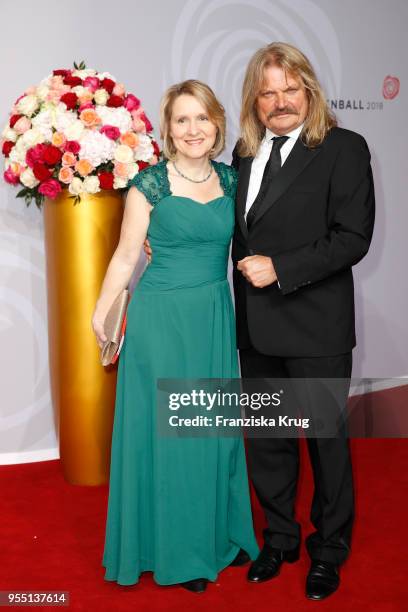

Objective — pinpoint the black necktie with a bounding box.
[246,135,289,230]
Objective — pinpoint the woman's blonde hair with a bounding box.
[159,79,226,160]
[238,42,337,157]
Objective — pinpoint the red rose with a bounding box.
[10,114,23,128]
[2,141,14,156]
[152,140,160,158]
[137,161,149,171]
[53,69,70,77]
[60,92,78,110]
[26,143,48,168]
[107,95,124,108]
[63,75,82,87]
[33,163,52,182]
[38,179,62,199]
[100,125,120,140]
[98,172,114,189]
[101,78,115,94]
[64,140,81,154]
[43,144,63,165]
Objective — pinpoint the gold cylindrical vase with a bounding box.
[43,188,124,485]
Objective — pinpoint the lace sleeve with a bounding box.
[216,162,238,200]
[127,161,169,206]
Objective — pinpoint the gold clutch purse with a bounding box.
[100,289,130,366]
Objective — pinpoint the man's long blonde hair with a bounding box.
[238,42,337,157]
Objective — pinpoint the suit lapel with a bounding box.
[236,156,253,239]
[250,139,322,228]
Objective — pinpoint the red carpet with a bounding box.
[1,439,407,611]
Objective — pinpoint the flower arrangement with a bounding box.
[1,61,160,207]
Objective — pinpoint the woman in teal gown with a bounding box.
[93,80,259,592]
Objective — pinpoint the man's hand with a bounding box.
[143,238,152,263]
[237,255,277,288]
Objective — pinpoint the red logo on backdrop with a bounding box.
[382,75,400,99]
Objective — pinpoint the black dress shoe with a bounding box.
[247,545,300,583]
[230,548,251,567]
[306,561,340,600]
[180,578,208,593]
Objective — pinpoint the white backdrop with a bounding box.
[1,0,407,463]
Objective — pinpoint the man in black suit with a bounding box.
[232,42,375,600]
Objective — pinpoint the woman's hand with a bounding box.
[91,186,152,349]
[92,309,107,348]
[143,238,152,263]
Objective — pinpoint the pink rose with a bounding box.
[59,167,74,184]
[124,94,141,112]
[78,102,95,113]
[114,161,129,178]
[100,125,120,140]
[113,83,126,96]
[131,117,146,133]
[38,179,62,199]
[4,167,20,185]
[49,75,64,89]
[14,116,32,135]
[83,76,100,92]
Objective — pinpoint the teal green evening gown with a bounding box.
[102,160,259,586]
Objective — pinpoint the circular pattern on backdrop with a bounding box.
[0,231,55,455]
[165,0,341,155]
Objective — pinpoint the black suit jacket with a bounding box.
[231,127,375,357]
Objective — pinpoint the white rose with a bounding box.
[16,94,39,117]
[113,176,128,189]
[134,133,154,162]
[31,109,53,140]
[36,85,50,101]
[128,162,138,180]
[96,105,132,132]
[2,126,17,142]
[20,168,39,188]
[9,146,27,164]
[64,120,85,141]
[72,69,97,79]
[114,144,133,163]
[94,89,109,105]
[78,130,116,166]
[96,71,116,80]
[9,139,29,164]
[21,127,45,147]
[69,177,83,195]
[31,108,53,130]
[83,175,100,194]
[53,104,77,131]
[71,85,87,97]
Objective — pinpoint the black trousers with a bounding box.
[239,346,354,565]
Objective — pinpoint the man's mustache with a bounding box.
[267,108,298,119]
